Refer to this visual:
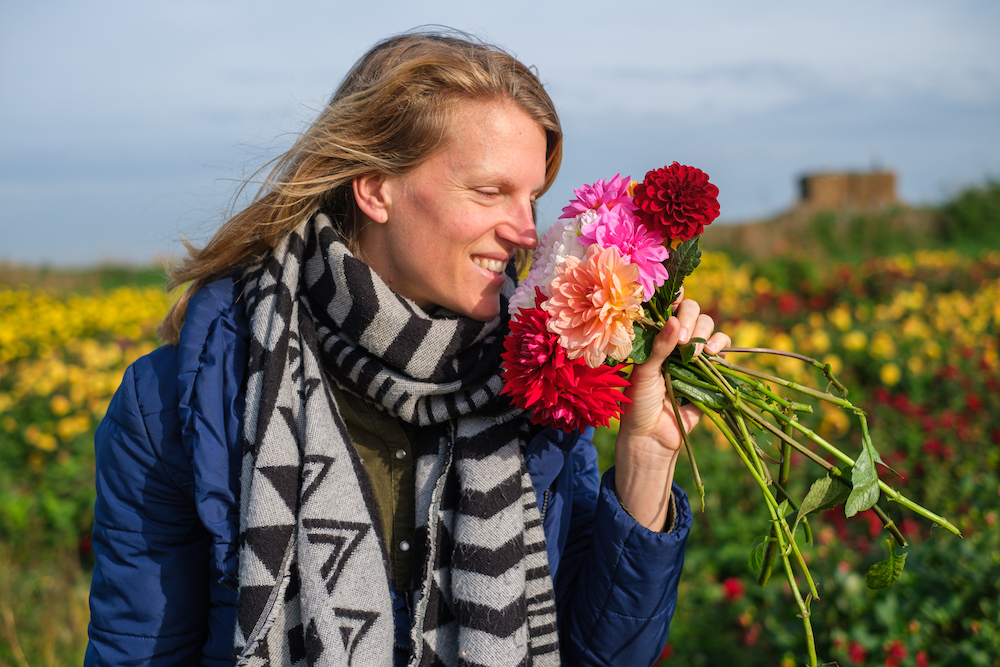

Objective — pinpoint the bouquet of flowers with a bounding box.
[500,164,960,666]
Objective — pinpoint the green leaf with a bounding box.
[795,476,851,533]
[679,342,697,364]
[659,237,703,306]
[846,439,880,517]
[669,377,727,410]
[630,323,657,364]
[749,535,769,572]
[776,499,791,519]
[866,539,907,589]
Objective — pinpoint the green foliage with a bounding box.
[937,180,1000,247]
[866,539,907,589]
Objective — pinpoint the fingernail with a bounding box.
[695,342,704,356]
[679,327,689,343]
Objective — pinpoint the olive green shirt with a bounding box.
[330,384,416,587]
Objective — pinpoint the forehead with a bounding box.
[429,100,548,188]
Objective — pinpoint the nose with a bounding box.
[500,197,538,250]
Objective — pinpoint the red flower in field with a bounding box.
[721,577,745,602]
[847,640,867,664]
[658,642,674,662]
[965,394,983,412]
[890,394,913,415]
[501,290,630,433]
[743,622,761,646]
[883,639,906,667]
[78,533,93,558]
[633,162,720,242]
[916,650,929,667]
[722,577,746,602]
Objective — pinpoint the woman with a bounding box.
[85,32,730,666]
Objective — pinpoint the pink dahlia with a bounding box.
[579,206,669,299]
[633,162,720,242]
[560,174,638,219]
[545,244,644,367]
[501,290,630,432]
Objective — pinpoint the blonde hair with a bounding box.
[159,30,562,343]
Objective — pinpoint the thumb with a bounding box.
[632,317,681,382]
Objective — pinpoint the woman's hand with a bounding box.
[614,295,731,531]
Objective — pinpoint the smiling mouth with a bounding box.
[472,257,506,274]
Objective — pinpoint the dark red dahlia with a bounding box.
[501,290,630,433]
[632,162,720,242]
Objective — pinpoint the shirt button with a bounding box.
[395,449,407,459]
[399,541,410,552]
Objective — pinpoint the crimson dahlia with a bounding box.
[501,291,630,432]
[633,162,720,242]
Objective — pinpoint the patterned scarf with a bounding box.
[234,213,560,666]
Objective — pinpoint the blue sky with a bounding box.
[1,0,998,265]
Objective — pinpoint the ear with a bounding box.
[352,173,392,224]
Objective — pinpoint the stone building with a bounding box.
[797,170,898,210]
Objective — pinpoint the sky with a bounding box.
[1,0,998,265]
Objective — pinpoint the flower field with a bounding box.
[612,248,1000,666]
[0,285,171,665]
[2,247,999,665]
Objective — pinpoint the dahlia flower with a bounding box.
[500,291,630,432]
[633,162,720,242]
[559,173,638,219]
[508,216,586,318]
[544,244,644,368]
[579,206,670,299]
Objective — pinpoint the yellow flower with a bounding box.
[752,276,772,295]
[880,363,902,387]
[906,356,925,375]
[50,394,72,416]
[869,332,897,359]
[842,330,868,351]
[828,306,852,332]
[809,329,831,354]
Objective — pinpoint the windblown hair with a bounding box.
[159,30,563,343]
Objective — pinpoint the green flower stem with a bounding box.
[721,346,847,396]
[663,367,705,510]
[648,299,667,326]
[735,411,819,601]
[695,403,818,667]
[711,357,853,409]
[755,402,962,535]
[710,364,813,413]
[760,420,796,586]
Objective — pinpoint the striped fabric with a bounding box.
[234,213,560,666]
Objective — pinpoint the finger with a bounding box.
[705,331,732,356]
[637,316,681,376]
[675,403,704,434]
[690,313,716,356]
[671,285,685,309]
[673,299,702,345]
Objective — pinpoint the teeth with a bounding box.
[473,257,504,274]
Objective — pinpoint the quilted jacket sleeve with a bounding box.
[85,349,213,666]
[85,277,247,667]
[556,433,692,666]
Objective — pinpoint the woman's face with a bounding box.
[357,100,547,321]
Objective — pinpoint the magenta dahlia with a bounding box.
[559,174,638,219]
[578,206,670,299]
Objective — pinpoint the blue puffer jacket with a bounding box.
[85,277,691,666]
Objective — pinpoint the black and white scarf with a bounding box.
[234,213,560,666]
